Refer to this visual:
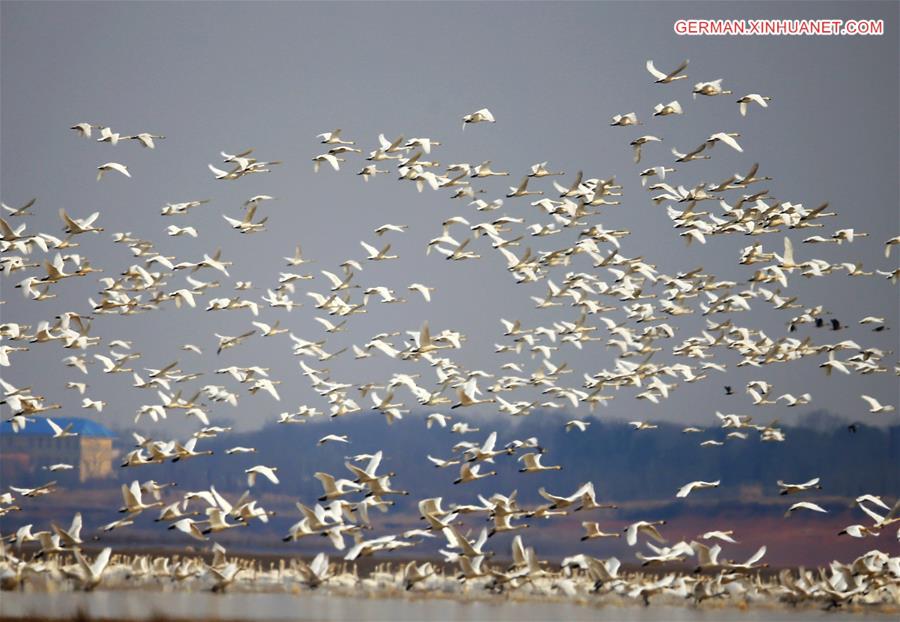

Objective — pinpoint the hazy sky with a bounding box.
[1,1,897,435]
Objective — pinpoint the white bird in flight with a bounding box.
[318,434,349,446]
[96,162,131,181]
[646,59,689,83]
[676,480,720,498]
[736,93,771,116]
[777,478,822,495]
[785,501,828,517]
[129,133,165,149]
[860,395,895,414]
[245,465,280,487]
[462,108,495,128]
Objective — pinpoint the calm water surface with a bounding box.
[0,590,892,621]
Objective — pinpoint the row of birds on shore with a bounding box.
[2,539,898,609]
[1,58,898,605]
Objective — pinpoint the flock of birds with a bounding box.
[1,58,899,610]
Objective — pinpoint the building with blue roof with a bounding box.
[0,417,116,483]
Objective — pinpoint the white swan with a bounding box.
[518,452,562,473]
[245,465,280,486]
[129,133,165,148]
[785,501,828,517]
[610,112,640,127]
[462,108,495,128]
[676,480,720,498]
[737,93,771,116]
[860,395,895,413]
[581,522,620,540]
[96,162,131,181]
[646,59,689,83]
[693,79,732,98]
[453,463,496,484]
[653,100,682,116]
[73,547,112,590]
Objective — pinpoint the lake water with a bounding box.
[0,590,891,621]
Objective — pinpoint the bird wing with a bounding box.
[860,395,880,410]
[625,523,639,546]
[208,163,230,178]
[209,486,233,513]
[668,59,689,78]
[645,60,666,80]
[782,237,795,266]
[481,431,497,453]
[360,240,379,257]
[858,502,886,524]
[109,162,131,177]
[90,547,112,577]
[745,545,767,566]
[121,483,138,509]
[261,466,280,484]
[713,133,743,152]
[366,451,383,476]
[676,482,694,498]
